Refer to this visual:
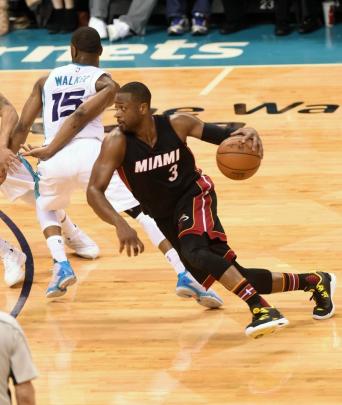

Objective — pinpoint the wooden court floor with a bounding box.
[1,66,342,404]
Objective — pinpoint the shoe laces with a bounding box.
[309,286,330,309]
[65,231,87,249]
[252,306,270,321]
[306,276,330,309]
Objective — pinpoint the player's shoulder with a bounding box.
[35,74,49,89]
[169,112,197,127]
[105,127,126,144]
[103,127,127,158]
[168,113,198,135]
[108,126,124,137]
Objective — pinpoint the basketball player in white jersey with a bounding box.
[9,27,117,298]
[14,27,223,308]
[0,93,99,287]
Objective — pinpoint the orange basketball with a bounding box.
[216,135,262,180]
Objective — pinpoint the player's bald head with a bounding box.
[118,82,151,107]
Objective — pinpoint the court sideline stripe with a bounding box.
[0,210,34,318]
[199,67,234,96]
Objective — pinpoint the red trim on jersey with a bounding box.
[178,175,226,242]
[117,167,132,192]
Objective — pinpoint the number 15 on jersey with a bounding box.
[51,90,85,122]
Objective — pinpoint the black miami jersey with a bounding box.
[118,115,201,218]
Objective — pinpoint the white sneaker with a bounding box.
[107,19,130,42]
[88,16,108,39]
[3,248,26,287]
[64,229,99,259]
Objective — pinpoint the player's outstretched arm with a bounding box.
[0,93,18,148]
[169,113,263,156]
[9,77,46,154]
[0,93,20,173]
[87,129,144,257]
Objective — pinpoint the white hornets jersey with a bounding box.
[42,63,108,145]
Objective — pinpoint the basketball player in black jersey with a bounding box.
[86,81,336,339]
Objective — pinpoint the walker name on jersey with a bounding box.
[55,75,91,86]
[0,40,249,68]
[135,149,180,173]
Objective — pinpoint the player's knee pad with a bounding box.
[180,244,207,271]
[234,261,273,294]
[135,212,165,247]
[180,235,233,280]
[36,207,60,231]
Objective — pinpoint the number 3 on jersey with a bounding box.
[52,90,85,122]
[168,164,178,182]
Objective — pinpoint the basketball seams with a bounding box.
[216,151,261,158]
[216,135,261,180]
[216,161,260,171]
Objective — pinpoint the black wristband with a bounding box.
[201,123,234,145]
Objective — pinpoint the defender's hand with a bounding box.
[230,127,263,158]
[116,218,144,257]
[20,144,52,160]
[0,147,20,172]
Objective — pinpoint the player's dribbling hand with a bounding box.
[20,144,52,160]
[230,127,263,158]
[116,218,144,257]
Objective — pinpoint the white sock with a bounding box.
[46,235,68,262]
[56,210,79,240]
[164,248,186,275]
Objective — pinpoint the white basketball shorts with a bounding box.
[37,138,140,213]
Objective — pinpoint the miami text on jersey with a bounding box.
[134,148,180,173]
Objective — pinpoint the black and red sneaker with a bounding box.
[306,272,336,320]
[245,307,289,339]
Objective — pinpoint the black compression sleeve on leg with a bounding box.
[234,261,273,294]
[201,123,235,145]
[180,234,234,282]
